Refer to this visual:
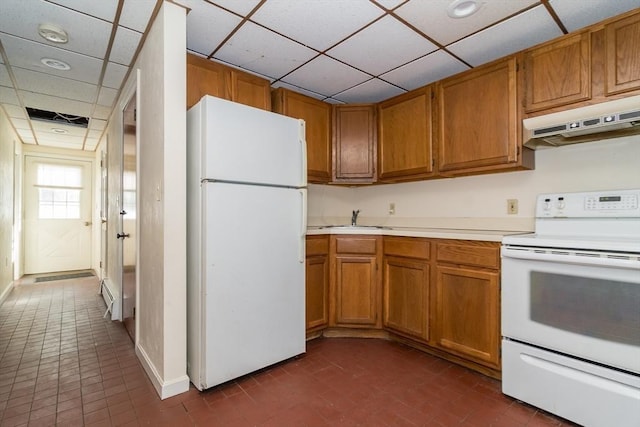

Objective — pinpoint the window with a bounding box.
[36,164,83,219]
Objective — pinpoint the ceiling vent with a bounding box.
[26,107,89,128]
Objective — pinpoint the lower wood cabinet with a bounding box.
[433,241,501,369]
[305,235,329,333]
[330,235,382,328]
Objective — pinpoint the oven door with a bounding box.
[501,245,640,374]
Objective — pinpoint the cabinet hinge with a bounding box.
[134,109,137,121]
[99,261,102,268]
[516,62,519,72]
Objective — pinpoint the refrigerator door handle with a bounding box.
[299,120,307,186]
[299,189,307,263]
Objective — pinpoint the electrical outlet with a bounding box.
[507,199,518,215]
[389,202,395,215]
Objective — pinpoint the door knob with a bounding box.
[84,221,92,226]
[117,233,130,239]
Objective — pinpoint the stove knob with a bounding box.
[543,198,552,210]
[557,199,566,209]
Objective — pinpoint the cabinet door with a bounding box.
[306,254,329,331]
[333,255,378,326]
[437,57,520,173]
[230,70,272,111]
[434,266,500,368]
[272,89,331,183]
[378,87,434,182]
[187,54,227,109]
[332,105,377,183]
[383,256,429,341]
[524,32,591,112]
[605,13,640,95]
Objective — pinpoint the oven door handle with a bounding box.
[501,247,640,270]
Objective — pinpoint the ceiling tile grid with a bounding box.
[1,0,638,151]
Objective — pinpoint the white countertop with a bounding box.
[307,226,528,242]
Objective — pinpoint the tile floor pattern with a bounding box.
[0,277,578,427]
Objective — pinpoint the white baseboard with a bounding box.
[136,344,190,400]
[0,281,14,306]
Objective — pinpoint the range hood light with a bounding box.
[447,0,481,18]
[38,23,69,44]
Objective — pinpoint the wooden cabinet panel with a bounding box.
[384,236,430,259]
[333,105,377,183]
[434,266,500,368]
[524,32,591,112]
[378,87,434,182]
[335,237,377,254]
[231,71,271,111]
[306,235,329,332]
[605,12,640,95]
[384,256,429,341]
[436,241,499,270]
[438,57,532,175]
[272,88,331,183]
[334,256,378,325]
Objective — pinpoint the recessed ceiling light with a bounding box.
[447,0,482,19]
[41,58,71,71]
[51,128,69,134]
[38,23,69,43]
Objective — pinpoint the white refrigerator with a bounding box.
[186,96,307,390]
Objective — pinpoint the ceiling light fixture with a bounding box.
[51,128,69,134]
[447,0,482,19]
[38,23,69,43]
[41,58,71,71]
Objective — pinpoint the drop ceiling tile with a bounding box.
[448,5,562,67]
[323,98,346,105]
[0,64,12,87]
[88,129,103,139]
[97,87,118,107]
[184,0,243,56]
[0,34,103,84]
[381,50,470,90]
[2,104,27,119]
[84,137,100,151]
[93,105,112,120]
[0,0,112,58]
[11,118,31,130]
[271,81,326,100]
[549,0,640,32]
[48,0,119,21]
[88,118,107,131]
[281,55,371,97]
[214,22,317,79]
[333,78,405,103]
[13,68,98,103]
[120,0,157,32]
[36,134,84,148]
[17,128,35,140]
[103,62,129,89]
[20,91,92,117]
[32,120,87,137]
[395,0,539,46]
[328,15,437,76]
[251,0,384,51]
[208,0,262,16]
[0,86,20,105]
[109,26,142,66]
[373,0,406,10]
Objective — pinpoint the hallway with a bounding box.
[0,277,576,426]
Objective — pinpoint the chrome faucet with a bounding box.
[351,210,360,226]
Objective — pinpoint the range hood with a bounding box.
[523,95,640,149]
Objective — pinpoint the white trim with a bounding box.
[136,344,190,399]
[0,281,14,306]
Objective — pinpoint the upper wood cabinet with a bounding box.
[186,53,271,110]
[378,86,435,183]
[605,12,640,96]
[524,31,591,113]
[437,56,533,175]
[271,88,332,183]
[332,105,377,183]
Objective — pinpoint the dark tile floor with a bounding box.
[0,276,578,427]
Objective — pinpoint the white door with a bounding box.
[24,156,92,274]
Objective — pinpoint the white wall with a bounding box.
[308,136,640,230]
[0,109,17,303]
[103,1,188,399]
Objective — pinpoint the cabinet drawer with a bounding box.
[306,235,329,256]
[335,237,378,254]
[436,241,499,269]
[383,237,430,259]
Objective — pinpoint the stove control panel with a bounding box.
[536,189,640,218]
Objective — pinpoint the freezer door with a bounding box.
[201,182,306,389]
[200,96,306,188]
